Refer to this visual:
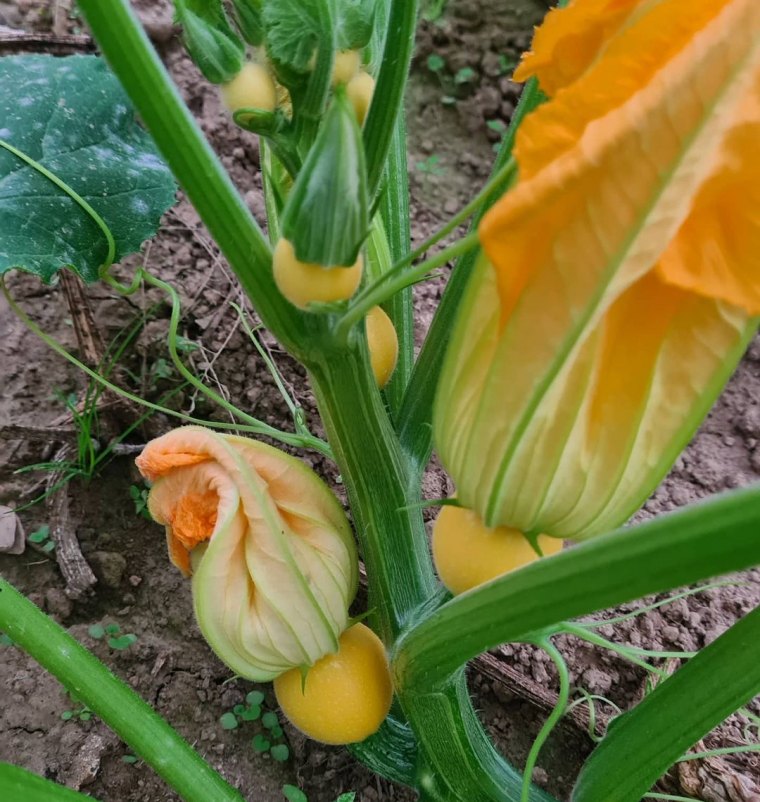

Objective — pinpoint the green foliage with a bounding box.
[173,0,244,83]
[0,55,176,284]
[282,786,308,802]
[220,712,239,730]
[426,54,445,73]
[28,524,55,553]
[121,755,139,765]
[130,484,152,520]
[454,66,476,85]
[89,621,138,651]
[262,0,326,76]
[219,691,289,760]
[334,0,375,51]
[416,154,445,176]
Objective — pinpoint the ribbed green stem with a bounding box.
[380,115,414,419]
[0,579,244,802]
[76,0,309,358]
[363,0,419,202]
[308,343,436,643]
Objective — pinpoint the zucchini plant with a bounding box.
[1,1,759,801]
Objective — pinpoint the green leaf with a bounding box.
[426,54,445,73]
[334,0,375,51]
[335,794,356,802]
[454,67,476,84]
[232,704,245,716]
[0,762,101,801]
[395,485,760,689]
[573,605,760,802]
[41,541,56,554]
[174,0,244,84]
[240,705,261,721]
[60,711,74,721]
[121,755,138,765]
[0,55,176,284]
[28,527,50,544]
[107,634,137,650]
[105,623,121,635]
[220,712,239,730]
[270,744,289,762]
[261,711,279,729]
[262,0,325,75]
[88,624,105,640]
[79,711,92,721]
[269,724,283,738]
[251,734,271,752]
[282,785,308,802]
[245,690,265,706]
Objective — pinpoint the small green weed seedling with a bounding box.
[220,691,290,762]
[89,622,138,651]
[27,525,55,554]
[130,483,152,520]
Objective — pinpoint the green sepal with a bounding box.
[281,89,368,266]
[335,0,375,51]
[232,108,279,135]
[230,0,264,46]
[174,0,244,84]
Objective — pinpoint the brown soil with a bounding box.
[1,1,759,801]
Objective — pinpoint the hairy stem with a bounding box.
[0,579,245,802]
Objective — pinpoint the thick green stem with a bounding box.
[0,578,244,802]
[380,115,415,418]
[364,0,419,202]
[308,344,436,642]
[76,0,309,358]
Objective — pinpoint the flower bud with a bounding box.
[136,427,358,681]
[280,89,368,269]
[174,0,244,85]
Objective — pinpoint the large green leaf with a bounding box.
[573,604,760,802]
[0,54,176,284]
[0,763,100,801]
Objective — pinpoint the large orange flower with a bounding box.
[435,0,759,541]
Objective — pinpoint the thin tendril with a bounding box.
[2,278,331,457]
[0,138,116,273]
[521,639,570,802]
[677,743,760,762]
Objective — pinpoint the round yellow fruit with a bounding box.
[221,62,277,114]
[272,239,363,310]
[346,71,375,125]
[274,623,393,745]
[366,306,399,389]
[432,505,563,595]
[332,50,361,85]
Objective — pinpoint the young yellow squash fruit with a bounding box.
[346,71,375,125]
[332,49,361,85]
[366,306,398,389]
[273,238,363,310]
[220,62,277,113]
[274,623,393,745]
[432,505,563,595]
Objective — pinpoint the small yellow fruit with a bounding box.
[346,71,375,125]
[221,62,277,114]
[273,239,363,310]
[274,623,393,745]
[332,50,361,85]
[432,505,563,595]
[366,306,398,389]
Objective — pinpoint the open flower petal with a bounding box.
[436,0,760,541]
